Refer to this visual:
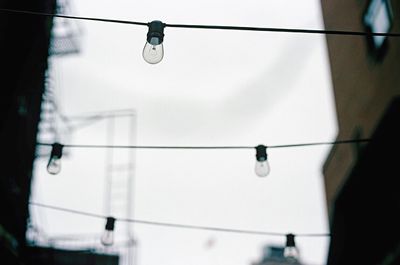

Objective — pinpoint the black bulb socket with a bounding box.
[105,217,116,231]
[286,233,296,247]
[51,143,63,159]
[147,20,165,44]
[255,145,267,162]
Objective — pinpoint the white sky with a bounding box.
[30,0,338,265]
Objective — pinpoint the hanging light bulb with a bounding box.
[47,143,63,175]
[101,217,116,246]
[284,233,300,261]
[255,145,270,177]
[143,20,165,64]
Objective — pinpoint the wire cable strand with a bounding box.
[165,22,400,37]
[1,8,400,37]
[39,143,254,149]
[0,8,148,26]
[267,138,371,148]
[29,202,330,238]
[37,138,371,150]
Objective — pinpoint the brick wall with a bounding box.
[320,0,400,217]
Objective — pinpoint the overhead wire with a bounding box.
[0,8,147,26]
[37,138,371,150]
[1,8,400,37]
[30,202,330,238]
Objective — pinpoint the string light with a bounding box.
[29,202,330,238]
[143,21,165,64]
[284,233,300,261]
[255,145,270,177]
[101,217,116,246]
[2,7,378,255]
[38,139,370,176]
[47,143,63,175]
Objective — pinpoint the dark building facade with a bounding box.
[0,2,122,265]
[321,0,400,264]
[25,246,119,265]
[252,246,303,265]
[0,0,55,263]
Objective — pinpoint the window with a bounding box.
[363,0,393,60]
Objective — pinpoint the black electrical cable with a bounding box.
[0,8,148,26]
[1,8,400,37]
[39,143,254,149]
[267,138,371,148]
[29,202,330,238]
[37,138,371,150]
[165,22,400,37]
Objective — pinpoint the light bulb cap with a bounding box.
[255,145,267,161]
[105,217,116,231]
[50,143,63,159]
[147,20,165,44]
[286,233,296,247]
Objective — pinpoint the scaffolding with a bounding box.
[49,0,82,56]
[31,109,137,265]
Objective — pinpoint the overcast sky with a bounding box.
[30,0,337,265]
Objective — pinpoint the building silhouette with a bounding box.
[0,0,56,263]
[252,245,302,265]
[0,1,118,264]
[320,0,400,264]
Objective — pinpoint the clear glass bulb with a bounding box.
[284,246,300,261]
[47,157,61,175]
[143,37,164,64]
[101,230,114,246]
[255,160,270,177]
